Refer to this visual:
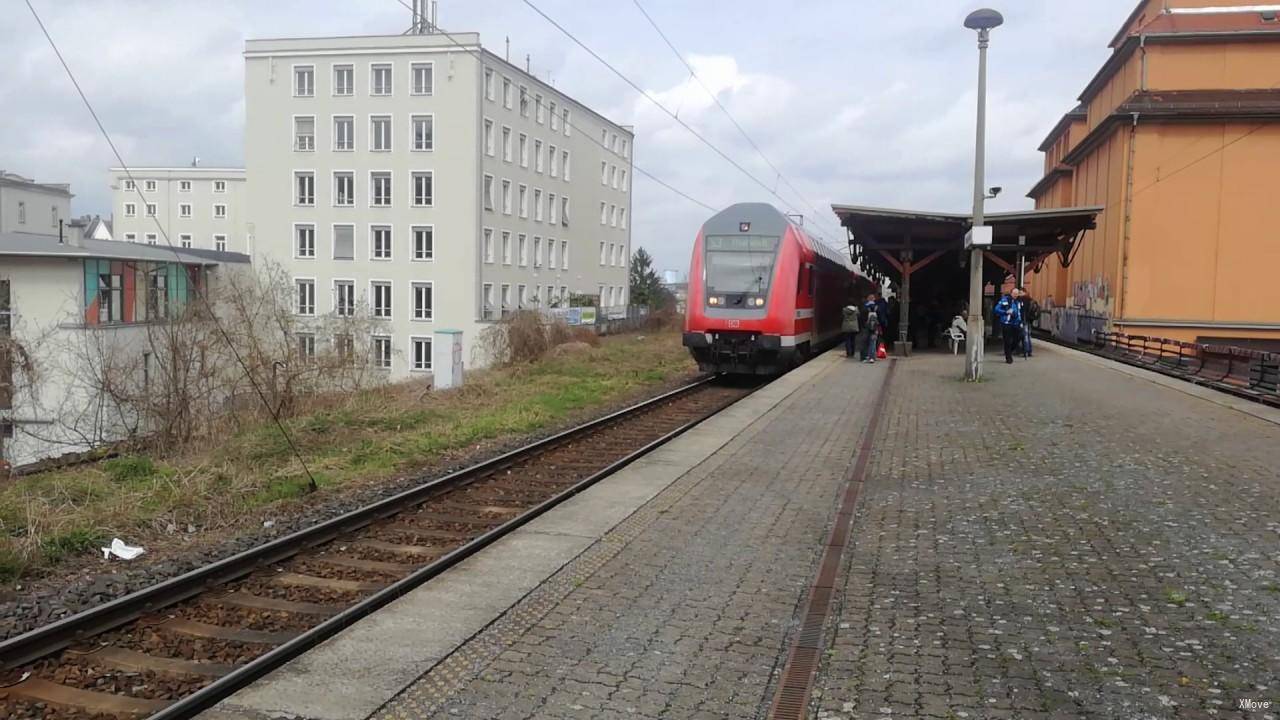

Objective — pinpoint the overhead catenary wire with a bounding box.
[23,0,321,492]
[628,0,841,238]
[394,0,717,214]
[518,0,848,247]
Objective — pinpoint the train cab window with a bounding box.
[704,235,779,307]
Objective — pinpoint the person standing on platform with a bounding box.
[841,300,861,358]
[1016,286,1038,358]
[994,287,1023,364]
[859,293,883,364]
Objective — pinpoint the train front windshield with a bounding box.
[704,235,779,302]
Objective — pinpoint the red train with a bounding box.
[683,203,875,375]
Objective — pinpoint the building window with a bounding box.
[501,231,512,265]
[534,189,543,222]
[601,162,608,185]
[124,232,137,242]
[621,138,629,158]
[146,203,157,217]
[620,169,628,192]
[298,333,316,361]
[483,174,495,211]
[294,65,314,97]
[296,279,316,315]
[484,119,495,156]
[518,184,528,218]
[214,234,227,252]
[98,272,123,323]
[533,236,543,267]
[213,180,227,193]
[214,203,227,219]
[371,63,392,96]
[296,224,316,258]
[412,172,433,207]
[610,165,617,189]
[145,180,157,193]
[561,196,570,227]
[502,77,512,108]
[371,225,392,260]
[483,282,495,320]
[372,282,392,319]
[483,227,495,263]
[295,172,315,206]
[412,114,434,151]
[549,238,558,269]
[518,233,528,267]
[501,283,512,313]
[371,115,392,151]
[334,280,355,316]
[147,269,168,320]
[549,102,559,132]
[294,116,315,151]
[411,337,432,371]
[548,193,558,225]
[620,208,628,230]
[519,133,528,168]
[600,202,607,225]
[334,171,355,206]
[534,139,544,173]
[371,172,392,207]
[502,126,512,162]
[372,336,392,369]
[123,179,135,191]
[333,64,354,96]
[124,202,136,218]
[413,225,433,261]
[334,334,354,363]
[502,180,512,215]
[179,180,191,192]
[179,233,192,248]
[600,242,607,265]
[484,68,495,101]
[610,204,617,227]
[562,150,571,180]
[517,283,527,309]
[145,233,157,245]
[334,224,355,260]
[519,86,530,117]
[412,282,433,321]
[562,108,571,136]
[13,201,25,225]
[179,203,192,218]
[535,93,544,123]
[549,145,559,178]
[411,62,433,95]
[334,115,354,151]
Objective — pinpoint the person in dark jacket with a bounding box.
[841,302,860,358]
[1015,286,1038,358]
[993,288,1023,364]
[859,294,884,363]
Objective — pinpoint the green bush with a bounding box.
[102,456,157,484]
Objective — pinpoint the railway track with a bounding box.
[0,377,753,720]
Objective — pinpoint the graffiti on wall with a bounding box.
[1071,275,1113,316]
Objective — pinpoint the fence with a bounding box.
[545,305,650,335]
[1091,331,1280,407]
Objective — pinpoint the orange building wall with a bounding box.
[1124,122,1280,326]
[1086,59,1141,132]
[1146,43,1280,90]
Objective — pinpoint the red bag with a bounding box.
[876,342,888,359]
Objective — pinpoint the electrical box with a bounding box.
[964,226,993,249]
[433,329,464,389]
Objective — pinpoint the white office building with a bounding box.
[110,167,248,253]
[243,31,634,380]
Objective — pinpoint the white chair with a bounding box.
[944,316,968,354]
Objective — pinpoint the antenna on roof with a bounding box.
[408,0,439,34]
[526,53,531,73]
[191,156,200,168]
[505,36,510,62]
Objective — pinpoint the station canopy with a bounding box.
[831,204,1102,281]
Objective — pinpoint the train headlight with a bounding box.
[754,297,765,307]
[708,296,720,306]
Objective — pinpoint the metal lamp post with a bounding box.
[963,8,1003,381]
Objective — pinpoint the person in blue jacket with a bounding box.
[993,287,1023,364]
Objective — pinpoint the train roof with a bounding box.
[702,203,856,272]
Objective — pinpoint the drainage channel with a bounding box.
[0,377,757,720]
[766,360,897,720]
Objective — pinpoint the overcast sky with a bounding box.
[5,0,1128,273]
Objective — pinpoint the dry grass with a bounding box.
[0,330,695,581]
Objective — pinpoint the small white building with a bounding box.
[110,167,248,254]
[0,189,250,470]
[243,29,634,380]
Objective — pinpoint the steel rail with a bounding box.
[0,376,723,676]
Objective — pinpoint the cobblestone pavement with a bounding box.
[815,349,1280,720]
[374,358,889,720]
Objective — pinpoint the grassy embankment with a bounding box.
[0,331,696,581]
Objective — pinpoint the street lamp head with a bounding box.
[964,8,1004,31]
